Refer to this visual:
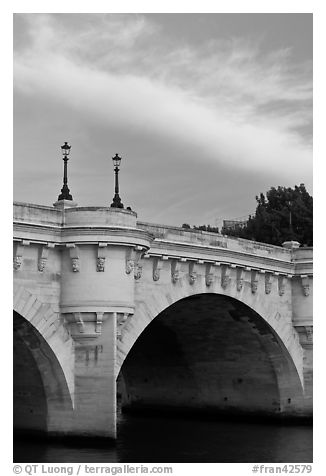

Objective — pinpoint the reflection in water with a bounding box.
[14,412,312,463]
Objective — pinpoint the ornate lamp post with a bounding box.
[282,199,300,249]
[58,142,73,201]
[110,153,124,208]
[288,200,294,239]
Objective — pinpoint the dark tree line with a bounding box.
[182,184,313,247]
[182,223,220,233]
[222,184,313,246]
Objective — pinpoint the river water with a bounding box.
[14,412,312,463]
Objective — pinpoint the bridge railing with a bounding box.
[137,221,293,261]
[14,202,62,226]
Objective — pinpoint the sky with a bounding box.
[13,13,312,229]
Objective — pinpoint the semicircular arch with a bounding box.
[13,284,74,410]
[117,284,303,389]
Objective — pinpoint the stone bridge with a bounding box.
[13,201,313,439]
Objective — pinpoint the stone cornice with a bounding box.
[14,222,62,234]
[60,301,135,314]
[60,227,153,247]
[13,222,313,277]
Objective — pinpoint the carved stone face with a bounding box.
[13,256,22,270]
[71,258,79,272]
[278,285,285,296]
[206,274,214,287]
[303,284,310,296]
[134,265,142,280]
[236,278,244,291]
[251,281,258,293]
[97,257,105,272]
[189,272,197,285]
[38,258,47,272]
[221,276,229,289]
[265,282,272,294]
[153,269,160,281]
[126,259,134,274]
[172,271,179,283]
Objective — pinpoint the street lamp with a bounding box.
[288,200,293,239]
[110,153,124,208]
[57,142,73,201]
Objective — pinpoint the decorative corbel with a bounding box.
[13,256,22,271]
[67,244,80,272]
[153,257,163,281]
[125,246,145,278]
[134,263,142,280]
[95,312,104,334]
[251,270,258,293]
[134,246,146,280]
[13,241,30,271]
[188,261,198,284]
[205,263,214,287]
[13,243,24,270]
[38,245,50,272]
[97,243,108,272]
[125,260,135,274]
[74,312,85,333]
[301,275,310,297]
[278,275,285,296]
[171,260,181,283]
[236,267,244,291]
[265,273,272,294]
[96,257,106,272]
[125,248,136,274]
[221,264,231,289]
[64,311,111,339]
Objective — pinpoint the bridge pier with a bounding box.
[54,207,152,438]
[68,316,117,439]
[294,327,313,415]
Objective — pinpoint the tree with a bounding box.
[222,184,313,246]
[193,224,220,233]
[181,223,220,233]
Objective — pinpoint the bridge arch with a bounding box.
[117,291,305,419]
[13,286,74,435]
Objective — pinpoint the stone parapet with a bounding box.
[292,247,313,276]
[138,221,292,261]
[14,202,63,226]
[14,202,137,227]
[64,206,137,227]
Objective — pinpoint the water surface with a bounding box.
[14,412,312,463]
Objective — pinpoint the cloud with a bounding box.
[14,14,312,186]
